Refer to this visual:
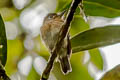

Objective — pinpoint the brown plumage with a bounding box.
[40,12,72,74]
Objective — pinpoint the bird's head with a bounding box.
[43,10,66,23]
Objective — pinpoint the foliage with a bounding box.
[101,64,120,80]
[71,25,120,53]
[0,0,120,80]
[56,0,120,18]
[0,14,7,67]
[0,14,10,80]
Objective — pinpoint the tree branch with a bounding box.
[40,0,82,80]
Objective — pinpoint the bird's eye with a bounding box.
[48,15,53,19]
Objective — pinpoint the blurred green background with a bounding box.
[1,0,120,80]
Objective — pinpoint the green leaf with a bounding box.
[0,8,17,21]
[55,0,72,12]
[101,64,120,80]
[56,0,120,17]
[70,15,104,70]
[70,15,89,36]
[0,15,7,66]
[89,48,103,70]
[83,0,120,18]
[84,0,120,9]
[0,0,12,8]
[71,25,120,53]
[27,66,40,80]
[5,39,24,75]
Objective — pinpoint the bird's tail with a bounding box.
[59,56,72,74]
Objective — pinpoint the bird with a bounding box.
[40,10,72,74]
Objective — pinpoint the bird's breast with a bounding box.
[40,20,64,51]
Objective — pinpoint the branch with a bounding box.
[40,0,82,80]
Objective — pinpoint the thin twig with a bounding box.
[40,0,82,80]
[79,1,88,22]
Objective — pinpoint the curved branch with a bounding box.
[40,0,82,80]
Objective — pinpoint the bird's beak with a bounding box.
[57,10,66,18]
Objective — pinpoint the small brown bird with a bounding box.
[40,11,72,74]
